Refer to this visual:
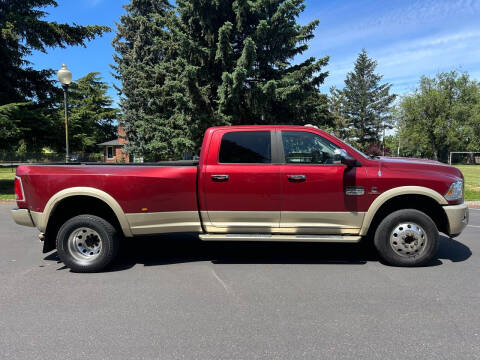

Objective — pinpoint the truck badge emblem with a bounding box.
[345,186,365,196]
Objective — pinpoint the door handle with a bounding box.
[211,174,229,182]
[287,174,306,182]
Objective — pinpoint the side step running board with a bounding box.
[199,234,362,243]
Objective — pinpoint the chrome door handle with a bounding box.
[211,174,229,182]
[287,174,306,182]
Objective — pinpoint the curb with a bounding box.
[466,201,480,209]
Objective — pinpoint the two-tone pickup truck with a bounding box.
[12,125,469,272]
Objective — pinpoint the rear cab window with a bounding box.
[219,131,272,164]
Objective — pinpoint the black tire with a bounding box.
[56,215,119,272]
[374,209,439,267]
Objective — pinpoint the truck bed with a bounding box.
[16,163,199,214]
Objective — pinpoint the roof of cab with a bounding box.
[206,125,323,131]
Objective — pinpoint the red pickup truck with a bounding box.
[12,125,468,272]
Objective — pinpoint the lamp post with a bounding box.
[57,64,72,162]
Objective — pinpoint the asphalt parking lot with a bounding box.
[1,204,479,360]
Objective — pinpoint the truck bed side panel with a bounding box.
[17,165,198,214]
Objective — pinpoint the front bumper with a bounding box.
[11,208,35,227]
[443,203,469,237]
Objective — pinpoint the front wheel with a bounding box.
[374,209,439,267]
[56,215,119,272]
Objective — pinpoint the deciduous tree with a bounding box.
[397,71,480,161]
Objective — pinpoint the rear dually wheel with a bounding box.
[56,215,119,272]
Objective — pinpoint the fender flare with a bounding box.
[359,186,447,236]
[37,187,133,237]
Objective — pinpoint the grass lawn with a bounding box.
[455,165,480,201]
[1,165,479,202]
[0,167,16,200]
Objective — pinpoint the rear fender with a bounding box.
[37,187,133,237]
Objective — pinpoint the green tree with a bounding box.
[0,0,109,153]
[0,102,62,153]
[112,0,193,161]
[0,0,109,106]
[397,71,480,161]
[341,49,396,149]
[113,0,330,159]
[67,73,119,153]
[327,86,350,139]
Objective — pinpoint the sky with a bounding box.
[28,0,480,102]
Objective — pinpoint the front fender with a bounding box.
[360,186,447,236]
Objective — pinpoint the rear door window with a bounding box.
[219,131,272,164]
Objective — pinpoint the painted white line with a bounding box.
[210,268,232,295]
[467,225,480,228]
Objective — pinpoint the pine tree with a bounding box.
[175,0,330,149]
[327,86,350,140]
[112,0,194,160]
[0,0,109,106]
[67,73,118,153]
[114,0,330,158]
[341,49,396,149]
[0,0,109,153]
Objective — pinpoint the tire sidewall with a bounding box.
[374,209,439,267]
[56,215,118,272]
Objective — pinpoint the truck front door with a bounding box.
[278,130,367,234]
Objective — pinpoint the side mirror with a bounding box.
[334,149,360,167]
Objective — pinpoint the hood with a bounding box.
[377,156,463,180]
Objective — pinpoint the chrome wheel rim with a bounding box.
[67,227,102,262]
[389,222,427,258]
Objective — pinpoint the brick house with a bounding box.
[98,125,131,163]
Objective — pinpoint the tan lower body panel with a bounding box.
[201,211,364,235]
[30,211,43,231]
[280,211,364,235]
[126,211,202,235]
[201,211,280,233]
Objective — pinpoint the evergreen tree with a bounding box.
[327,86,350,140]
[176,0,330,149]
[114,0,330,158]
[0,102,62,153]
[112,0,193,160]
[0,0,109,106]
[67,73,119,153]
[0,0,109,153]
[341,49,396,149]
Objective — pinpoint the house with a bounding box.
[98,125,131,163]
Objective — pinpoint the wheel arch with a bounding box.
[39,187,132,238]
[360,186,449,236]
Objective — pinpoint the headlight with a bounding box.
[444,180,463,201]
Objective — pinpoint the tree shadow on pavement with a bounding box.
[43,233,471,272]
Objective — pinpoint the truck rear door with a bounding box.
[201,129,281,233]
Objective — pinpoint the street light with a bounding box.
[57,64,72,162]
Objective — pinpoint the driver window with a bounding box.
[281,131,341,164]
